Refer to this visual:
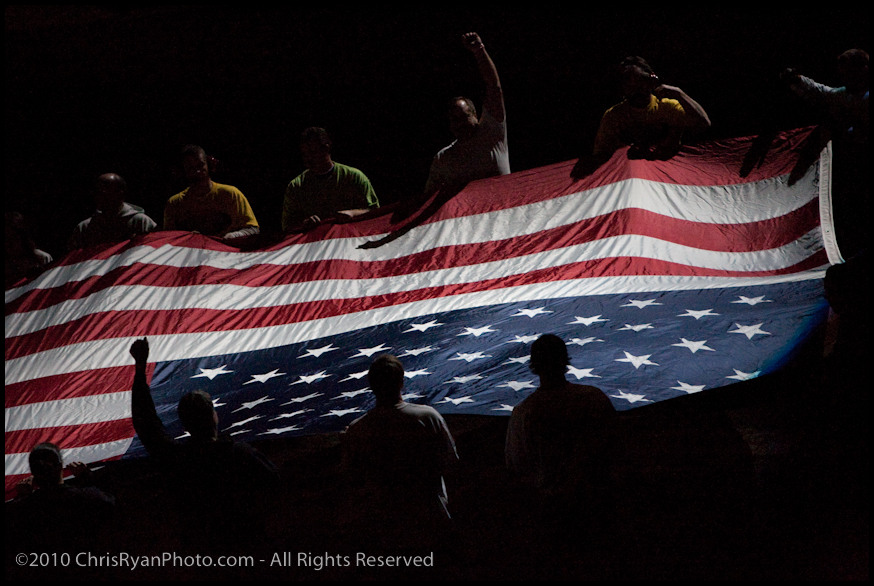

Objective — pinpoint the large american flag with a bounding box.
[5,127,838,498]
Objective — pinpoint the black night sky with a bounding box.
[5,6,870,257]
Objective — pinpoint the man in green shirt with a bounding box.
[281,127,379,233]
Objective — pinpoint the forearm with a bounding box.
[223,225,260,240]
[469,41,505,120]
[131,363,173,453]
[675,90,711,131]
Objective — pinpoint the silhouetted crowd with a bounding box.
[5,36,869,580]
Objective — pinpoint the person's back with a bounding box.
[345,401,454,515]
[507,381,615,497]
[505,334,618,531]
[342,355,458,550]
[7,443,115,554]
[128,339,278,549]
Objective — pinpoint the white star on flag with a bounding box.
[512,307,552,318]
[678,308,720,319]
[445,375,483,384]
[259,425,301,435]
[615,351,659,369]
[450,351,491,363]
[269,409,311,420]
[727,369,761,381]
[299,344,338,358]
[729,323,771,339]
[403,320,444,333]
[567,366,600,379]
[622,299,663,309]
[232,396,275,412]
[569,337,604,346]
[352,344,392,358]
[610,390,653,403]
[225,415,262,429]
[671,381,706,393]
[439,396,475,406]
[620,323,654,332]
[321,408,364,418]
[568,315,608,326]
[191,365,233,380]
[399,346,436,357]
[281,392,323,405]
[507,335,539,344]
[458,325,497,337]
[244,369,286,384]
[732,295,773,305]
[404,368,431,378]
[333,389,371,400]
[672,338,715,353]
[291,371,331,385]
[498,380,536,391]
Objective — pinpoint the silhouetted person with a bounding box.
[281,127,380,233]
[69,172,157,250]
[575,56,710,178]
[505,334,617,525]
[163,144,260,242]
[5,210,53,287]
[341,354,458,551]
[781,49,869,258]
[7,442,115,554]
[781,48,869,146]
[394,32,508,223]
[129,338,278,549]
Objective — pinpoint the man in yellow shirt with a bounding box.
[593,56,711,162]
[164,144,259,241]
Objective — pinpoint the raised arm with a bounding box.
[654,83,712,134]
[129,338,175,456]
[463,32,505,123]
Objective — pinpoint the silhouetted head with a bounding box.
[836,48,869,92]
[618,56,659,104]
[5,211,38,257]
[180,144,212,187]
[368,354,405,405]
[93,173,127,214]
[299,126,333,173]
[529,334,570,378]
[29,442,64,488]
[447,96,479,139]
[177,390,219,440]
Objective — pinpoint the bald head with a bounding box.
[94,173,127,214]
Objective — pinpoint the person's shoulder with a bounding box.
[566,383,615,408]
[395,401,447,424]
[602,99,629,116]
[166,189,188,204]
[287,170,307,187]
[334,162,371,179]
[212,182,244,195]
[656,97,684,111]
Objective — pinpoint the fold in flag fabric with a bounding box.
[5,127,840,499]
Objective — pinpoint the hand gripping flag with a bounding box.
[5,127,839,498]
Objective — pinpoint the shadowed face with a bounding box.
[182,152,210,185]
[448,99,479,139]
[94,173,125,213]
[300,139,332,173]
[620,64,658,104]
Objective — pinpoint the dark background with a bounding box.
[5,6,870,257]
